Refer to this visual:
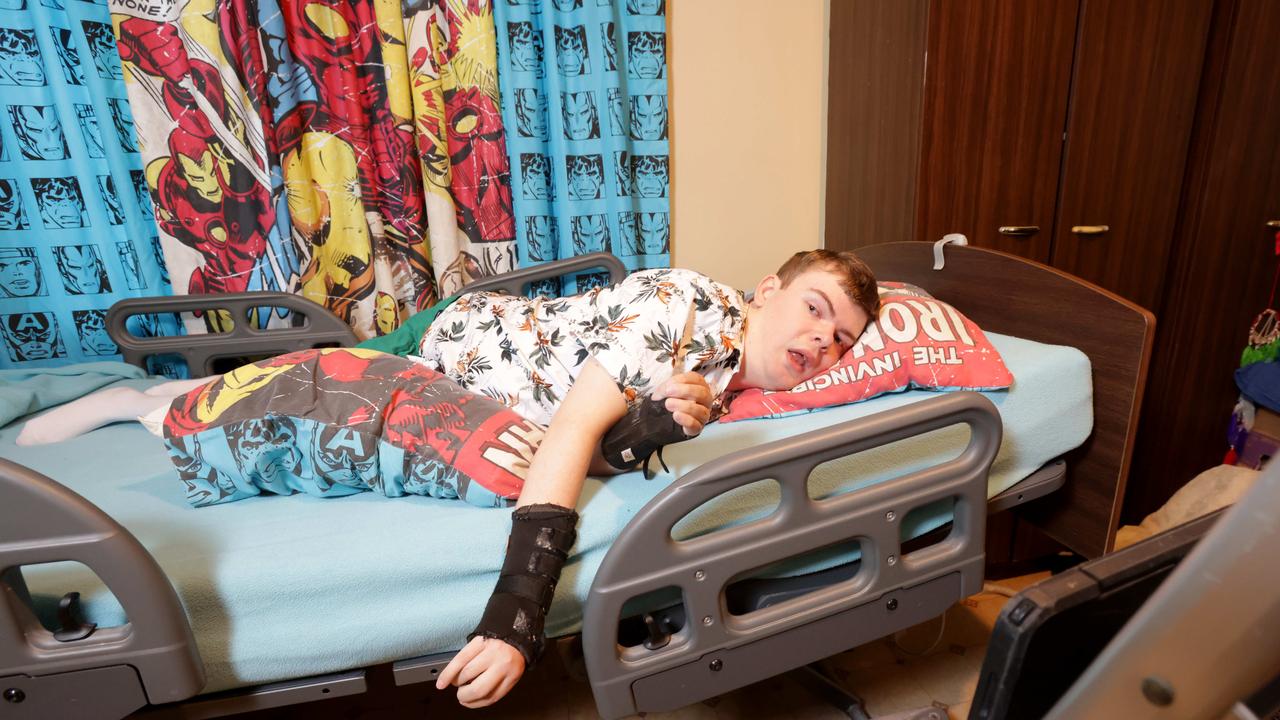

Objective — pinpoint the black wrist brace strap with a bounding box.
[601,395,691,478]
[469,503,579,666]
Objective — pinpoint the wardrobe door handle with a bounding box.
[998,225,1040,237]
[1071,225,1110,235]
[1266,220,1280,229]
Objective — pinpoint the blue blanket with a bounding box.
[0,362,146,429]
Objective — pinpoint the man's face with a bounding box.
[572,215,608,254]
[562,92,597,140]
[745,269,869,390]
[632,155,667,198]
[567,156,602,200]
[521,155,552,200]
[14,106,67,160]
[75,311,116,355]
[628,31,664,79]
[555,26,587,76]
[525,216,556,261]
[630,95,667,141]
[233,419,302,485]
[515,89,547,139]
[58,246,105,294]
[637,212,669,254]
[0,250,38,296]
[0,30,45,86]
[37,179,84,228]
[509,23,542,72]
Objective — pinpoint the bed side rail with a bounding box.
[0,458,203,718]
[582,392,1001,719]
[107,292,357,377]
[457,251,627,296]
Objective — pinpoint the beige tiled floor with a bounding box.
[231,573,1049,720]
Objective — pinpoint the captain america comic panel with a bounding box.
[0,312,67,362]
[0,180,31,231]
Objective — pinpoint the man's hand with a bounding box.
[652,371,713,437]
[435,636,526,708]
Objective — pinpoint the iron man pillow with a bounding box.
[162,348,542,508]
[721,283,1013,422]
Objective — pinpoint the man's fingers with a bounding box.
[653,373,712,404]
[436,638,484,689]
[666,397,710,423]
[655,383,712,410]
[672,409,706,436]
[456,666,505,707]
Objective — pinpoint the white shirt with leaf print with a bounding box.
[416,268,747,427]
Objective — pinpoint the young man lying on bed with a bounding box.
[16,249,879,708]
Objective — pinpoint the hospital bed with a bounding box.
[0,242,1154,719]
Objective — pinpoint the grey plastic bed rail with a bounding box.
[0,458,203,718]
[457,251,626,296]
[582,391,1002,719]
[107,292,358,377]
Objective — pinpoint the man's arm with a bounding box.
[516,358,630,507]
[436,362,713,708]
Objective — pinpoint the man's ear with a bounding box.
[752,274,781,306]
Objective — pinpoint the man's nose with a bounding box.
[812,320,836,347]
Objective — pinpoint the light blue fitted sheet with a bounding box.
[2,333,1091,693]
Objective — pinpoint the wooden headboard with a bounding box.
[856,242,1156,557]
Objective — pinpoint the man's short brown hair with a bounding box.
[776,249,881,321]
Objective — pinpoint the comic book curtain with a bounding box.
[495,0,670,296]
[0,0,173,370]
[107,0,516,340]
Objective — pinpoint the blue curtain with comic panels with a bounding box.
[0,0,176,370]
[495,0,670,296]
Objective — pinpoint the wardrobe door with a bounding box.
[1125,0,1280,522]
[914,0,1079,262]
[1050,0,1215,312]
[825,0,930,250]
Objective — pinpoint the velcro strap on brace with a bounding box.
[468,503,578,667]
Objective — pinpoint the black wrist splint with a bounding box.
[469,503,578,666]
[601,395,692,478]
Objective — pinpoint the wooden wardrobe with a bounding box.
[826,0,1280,548]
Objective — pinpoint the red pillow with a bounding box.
[720,282,1013,422]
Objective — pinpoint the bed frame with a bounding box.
[0,245,1153,719]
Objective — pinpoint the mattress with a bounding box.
[2,332,1091,692]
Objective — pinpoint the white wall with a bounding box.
[668,0,829,290]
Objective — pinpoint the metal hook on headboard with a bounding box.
[933,233,969,270]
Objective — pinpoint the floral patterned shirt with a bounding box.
[416,269,747,426]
